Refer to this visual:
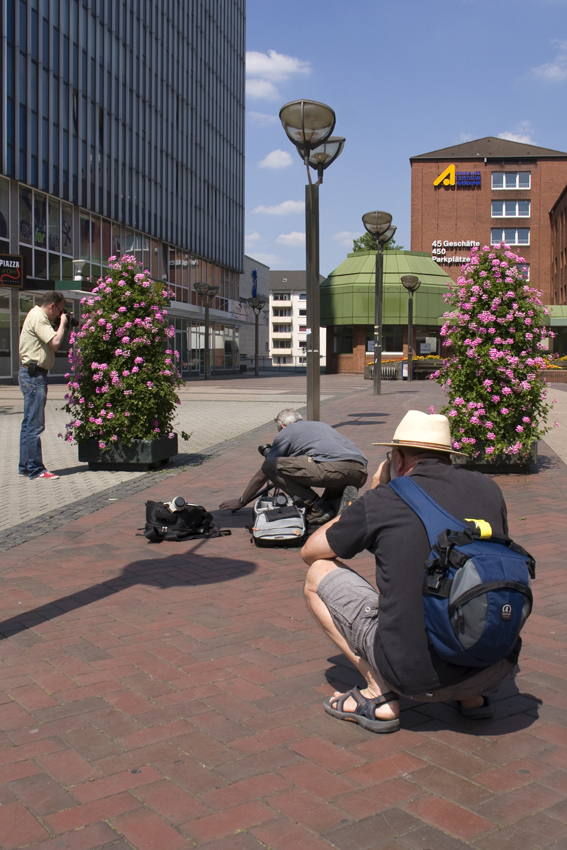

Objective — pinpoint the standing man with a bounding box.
[301,410,517,733]
[19,291,68,480]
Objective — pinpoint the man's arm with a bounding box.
[300,515,341,565]
[219,467,268,512]
[49,313,68,351]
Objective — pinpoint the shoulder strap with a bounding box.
[388,476,469,546]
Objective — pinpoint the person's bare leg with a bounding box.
[304,559,398,720]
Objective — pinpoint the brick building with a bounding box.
[410,137,567,304]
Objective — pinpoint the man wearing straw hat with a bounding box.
[301,410,518,733]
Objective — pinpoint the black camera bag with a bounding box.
[144,501,228,543]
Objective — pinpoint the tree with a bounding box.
[432,244,554,464]
[352,232,405,253]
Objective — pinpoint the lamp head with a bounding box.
[297,136,345,183]
[362,211,393,239]
[379,225,397,245]
[72,259,87,281]
[401,274,421,293]
[279,100,335,160]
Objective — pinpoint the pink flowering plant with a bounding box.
[62,255,188,451]
[432,244,554,464]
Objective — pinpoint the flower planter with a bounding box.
[78,434,178,471]
[453,441,538,474]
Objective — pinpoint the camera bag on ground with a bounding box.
[389,476,535,667]
[144,500,229,543]
[251,490,307,547]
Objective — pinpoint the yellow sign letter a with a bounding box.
[434,164,455,187]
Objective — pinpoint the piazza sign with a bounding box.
[0,254,23,287]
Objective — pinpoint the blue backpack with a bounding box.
[389,477,535,667]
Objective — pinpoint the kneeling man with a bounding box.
[301,410,518,733]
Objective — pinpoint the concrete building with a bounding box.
[268,270,326,369]
[410,137,567,303]
[0,0,246,382]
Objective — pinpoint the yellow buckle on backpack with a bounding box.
[465,518,493,539]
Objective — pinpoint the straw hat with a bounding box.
[373,409,467,455]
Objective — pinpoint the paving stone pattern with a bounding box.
[1,376,567,849]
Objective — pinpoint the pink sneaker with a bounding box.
[35,471,60,480]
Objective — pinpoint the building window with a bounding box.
[299,325,307,333]
[517,263,530,280]
[298,292,306,300]
[491,228,530,246]
[273,308,291,317]
[333,325,353,354]
[491,172,531,190]
[299,309,306,317]
[273,339,292,348]
[272,324,291,333]
[491,200,530,217]
[273,292,290,301]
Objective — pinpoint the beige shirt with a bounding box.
[19,305,57,371]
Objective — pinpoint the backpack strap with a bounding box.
[388,476,470,546]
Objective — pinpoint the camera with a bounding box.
[258,444,272,457]
[56,310,79,329]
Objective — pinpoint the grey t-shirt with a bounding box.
[266,420,367,466]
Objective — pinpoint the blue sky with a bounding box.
[244,0,567,276]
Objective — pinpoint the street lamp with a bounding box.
[401,275,421,383]
[280,99,344,421]
[248,296,266,376]
[194,282,219,379]
[362,212,396,395]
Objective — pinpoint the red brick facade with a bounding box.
[550,184,567,305]
[410,139,567,304]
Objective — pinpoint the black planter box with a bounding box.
[78,434,179,470]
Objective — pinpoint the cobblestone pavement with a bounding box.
[0,373,367,538]
[1,376,567,850]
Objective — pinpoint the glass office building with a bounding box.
[0,0,245,380]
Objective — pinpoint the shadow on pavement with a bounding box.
[324,653,541,734]
[0,539,256,640]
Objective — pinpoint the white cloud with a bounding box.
[498,121,534,144]
[254,200,304,216]
[458,132,473,143]
[246,79,279,101]
[247,111,279,126]
[531,39,567,82]
[247,252,281,267]
[246,49,310,101]
[333,230,361,247]
[245,232,262,249]
[258,150,293,169]
[276,232,305,247]
[246,50,310,82]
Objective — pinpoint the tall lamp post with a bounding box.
[362,212,396,395]
[280,99,345,421]
[401,275,421,383]
[194,282,219,379]
[248,296,266,376]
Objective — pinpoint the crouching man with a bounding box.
[220,408,368,526]
[301,410,519,733]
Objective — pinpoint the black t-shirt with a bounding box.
[326,459,509,694]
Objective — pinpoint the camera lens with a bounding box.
[258,444,272,457]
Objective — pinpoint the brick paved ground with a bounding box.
[1,377,567,849]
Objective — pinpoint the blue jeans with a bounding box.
[19,367,48,478]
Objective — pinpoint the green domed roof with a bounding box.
[320,250,452,326]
